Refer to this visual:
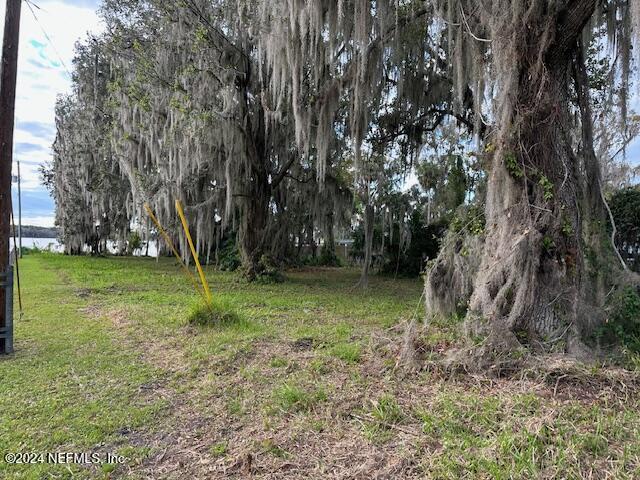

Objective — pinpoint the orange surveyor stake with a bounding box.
[175,200,213,306]
[143,203,209,305]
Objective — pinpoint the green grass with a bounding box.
[412,389,640,478]
[371,394,403,425]
[269,356,288,368]
[209,441,228,457]
[362,394,404,442]
[272,383,327,412]
[329,342,362,363]
[1,253,639,479]
[0,255,162,479]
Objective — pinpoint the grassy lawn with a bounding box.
[1,253,639,479]
[0,255,163,479]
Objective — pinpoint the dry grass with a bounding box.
[6,254,640,479]
[99,311,640,479]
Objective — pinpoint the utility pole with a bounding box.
[0,0,22,355]
[17,160,21,258]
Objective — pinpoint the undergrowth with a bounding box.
[599,286,640,352]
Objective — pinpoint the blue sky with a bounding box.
[1,0,102,227]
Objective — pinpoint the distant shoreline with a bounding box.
[15,225,58,239]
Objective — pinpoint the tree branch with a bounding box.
[599,180,629,271]
[547,0,597,66]
[271,152,298,188]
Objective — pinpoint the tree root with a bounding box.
[395,319,422,372]
[394,316,614,378]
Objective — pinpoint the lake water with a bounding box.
[11,237,62,252]
[10,237,159,257]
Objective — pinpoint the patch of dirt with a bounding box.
[75,288,92,298]
[108,308,190,374]
[520,356,640,403]
[115,366,428,479]
[290,337,315,351]
[78,305,102,318]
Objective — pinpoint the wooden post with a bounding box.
[17,160,22,258]
[0,0,22,354]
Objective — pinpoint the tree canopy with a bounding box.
[47,0,640,361]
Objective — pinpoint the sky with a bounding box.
[1,0,102,227]
[1,2,639,228]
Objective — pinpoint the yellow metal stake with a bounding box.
[175,200,212,306]
[144,203,208,304]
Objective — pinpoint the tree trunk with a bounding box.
[235,65,271,280]
[358,203,374,288]
[237,159,269,279]
[325,211,335,254]
[296,226,304,258]
[426,2,615,359]
[308,218,317,258]
[321,210,337,264]
[379,210,385,257]
[466,67,588,353]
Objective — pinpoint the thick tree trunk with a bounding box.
[235,139,302,278]
[236,72,271,280]
[466,66,588,353]
[237,158,269,280]
[426,2,615,359]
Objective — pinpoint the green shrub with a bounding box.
[218,235,241,271]
[597,286,640,351]
[254,255,285,283]
[449,204,485,236]
[18,245,43,256]
[379,213,448,277]
[318,246,342,267]
[127,231,142,254]
[609,187,640,272]
[303,247,342,267]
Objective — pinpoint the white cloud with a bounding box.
[20,216,58,228]
[0,0,102,226]
[13,1,103,125]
